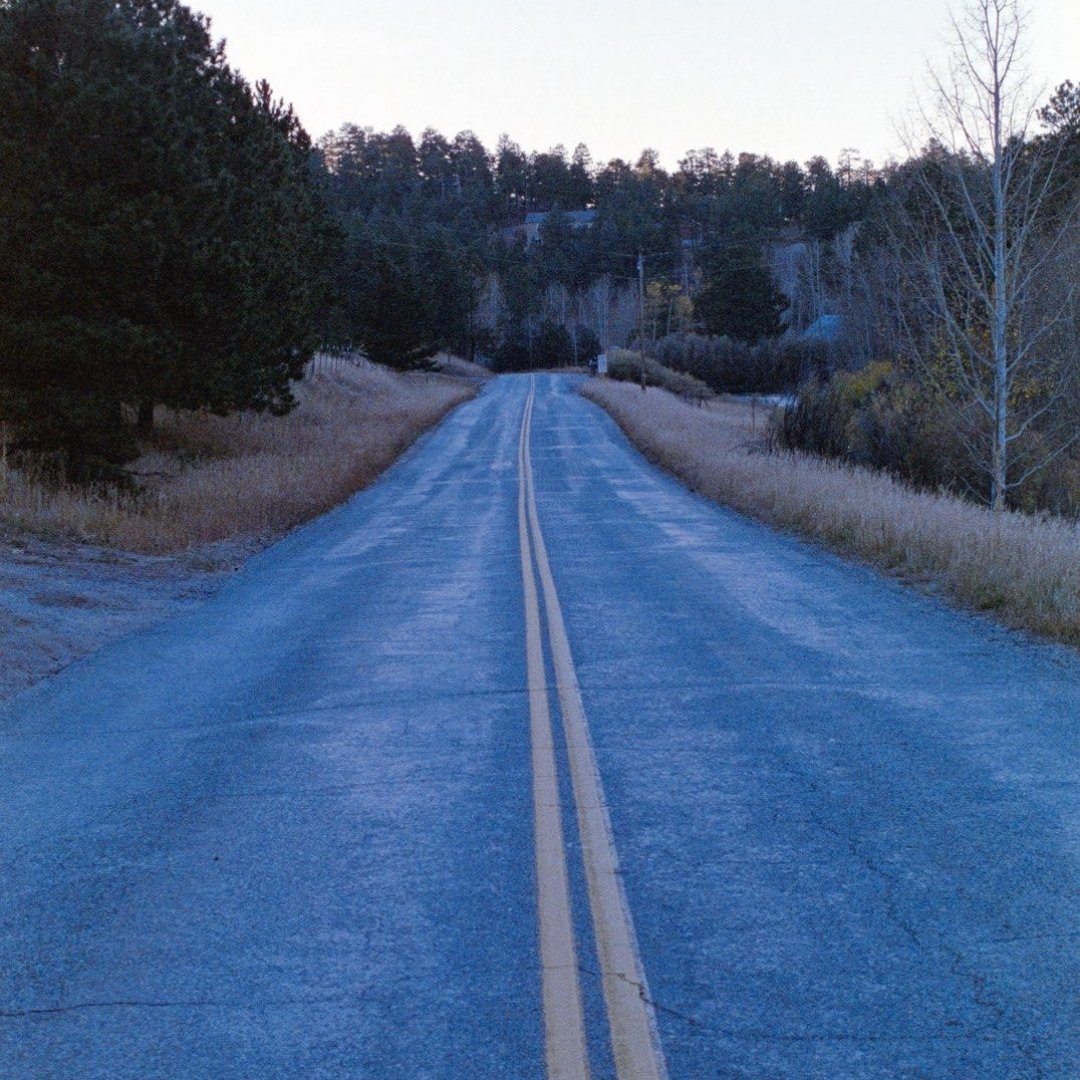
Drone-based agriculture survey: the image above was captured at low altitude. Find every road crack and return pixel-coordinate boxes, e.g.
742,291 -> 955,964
0,995 -> 345,1019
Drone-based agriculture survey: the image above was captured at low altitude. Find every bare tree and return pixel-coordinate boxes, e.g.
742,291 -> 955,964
897,0 -> 1078,509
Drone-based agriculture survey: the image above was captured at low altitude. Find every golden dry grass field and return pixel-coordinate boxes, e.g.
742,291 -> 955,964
0,355 -> 480,554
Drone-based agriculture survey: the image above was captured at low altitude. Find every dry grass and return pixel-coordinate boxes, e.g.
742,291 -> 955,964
0,355 -> 477,553
583,378 -> 1080,646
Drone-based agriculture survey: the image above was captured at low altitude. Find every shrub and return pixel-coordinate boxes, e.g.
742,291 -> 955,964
767,361 -> 1074,512
652,333 -> 823,395
770,378 -> 852,458
603,349 -> 714,402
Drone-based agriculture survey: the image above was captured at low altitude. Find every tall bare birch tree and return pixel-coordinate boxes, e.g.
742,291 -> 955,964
898,0 -> 1077,509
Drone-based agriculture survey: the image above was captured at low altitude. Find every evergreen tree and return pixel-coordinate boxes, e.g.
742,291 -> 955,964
340,214 -> 440,370
695,237 -> 786,343
0,0 -> 337,477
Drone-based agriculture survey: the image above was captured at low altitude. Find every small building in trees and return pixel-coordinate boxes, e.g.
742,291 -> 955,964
523,209 -> 598,244
801,314 -> 844,344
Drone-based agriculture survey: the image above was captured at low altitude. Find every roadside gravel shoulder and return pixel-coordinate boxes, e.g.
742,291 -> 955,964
0,527 -> 255,703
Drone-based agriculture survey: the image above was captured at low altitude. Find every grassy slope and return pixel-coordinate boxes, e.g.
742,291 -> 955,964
0,356 -> 480,554
582,378 -> 1080,646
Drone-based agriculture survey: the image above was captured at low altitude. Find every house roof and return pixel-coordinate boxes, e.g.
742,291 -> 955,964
802,314 -> 844,343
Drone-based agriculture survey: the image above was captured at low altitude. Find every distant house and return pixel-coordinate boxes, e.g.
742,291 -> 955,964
523,209 -> 598,244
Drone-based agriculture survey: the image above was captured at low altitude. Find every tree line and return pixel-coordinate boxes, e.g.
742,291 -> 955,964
3,0 -> 1075,515
318,123 -> 873,369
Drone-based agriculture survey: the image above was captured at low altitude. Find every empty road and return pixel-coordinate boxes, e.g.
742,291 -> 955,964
4,374 -> 1080,1078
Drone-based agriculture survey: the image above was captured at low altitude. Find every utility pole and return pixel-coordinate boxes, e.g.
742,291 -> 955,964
637,252 -> 647,392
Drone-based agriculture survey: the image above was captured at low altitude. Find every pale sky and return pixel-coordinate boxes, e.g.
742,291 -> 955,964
199,0 -> 1078,170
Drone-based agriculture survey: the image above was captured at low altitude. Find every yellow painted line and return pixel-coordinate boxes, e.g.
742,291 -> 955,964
523,379 -> 670,1080
518,381 -> 591,1080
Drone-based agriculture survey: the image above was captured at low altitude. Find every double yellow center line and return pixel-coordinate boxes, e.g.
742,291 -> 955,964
517,378 -> 669,1080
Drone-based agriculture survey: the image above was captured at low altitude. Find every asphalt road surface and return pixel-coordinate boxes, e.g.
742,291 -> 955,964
4,374 -> 1080,1079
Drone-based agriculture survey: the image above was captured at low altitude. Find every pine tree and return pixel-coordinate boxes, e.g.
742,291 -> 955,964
0,0 -> 337,477
695,238 -> 786,343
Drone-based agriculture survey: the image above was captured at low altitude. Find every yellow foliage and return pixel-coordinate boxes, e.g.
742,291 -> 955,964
834,361 -> 894,406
